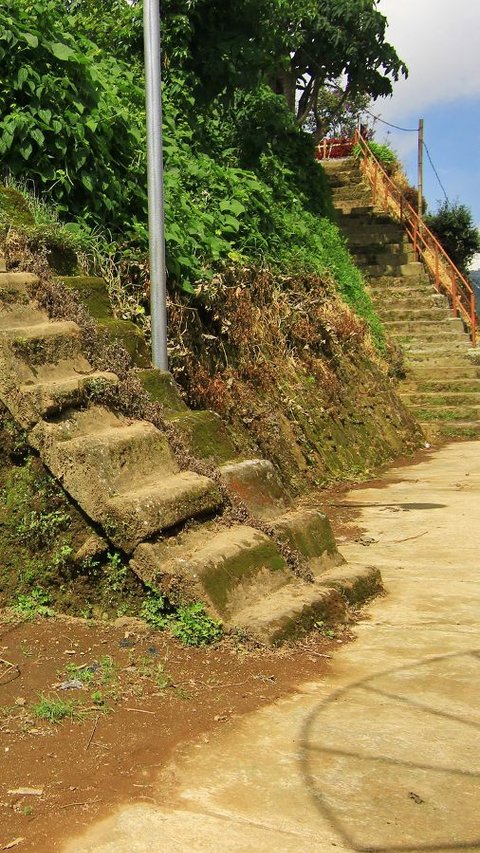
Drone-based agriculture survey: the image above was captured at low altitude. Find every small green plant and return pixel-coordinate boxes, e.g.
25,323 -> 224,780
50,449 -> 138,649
17,508 -> 70,548
104,551 -> 128,593
171,603 -> 223,647
140,588 -> 167,630
314,619 -> 336,639
32,694 -> 83,723
65,662 -> 95,684
14,588 -> 54,620
91,690 -> 106,706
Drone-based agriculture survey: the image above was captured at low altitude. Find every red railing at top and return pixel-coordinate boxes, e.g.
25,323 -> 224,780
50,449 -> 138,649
315,137 -> 355,160
351,129 -> 477,348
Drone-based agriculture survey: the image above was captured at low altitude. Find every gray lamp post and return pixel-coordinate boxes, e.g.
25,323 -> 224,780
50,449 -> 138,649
143,0 -> 168,370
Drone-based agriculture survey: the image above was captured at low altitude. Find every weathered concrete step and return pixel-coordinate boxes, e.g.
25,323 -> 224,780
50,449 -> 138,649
0,302 -> 50,330
400,391 -> 480,407
166,409 -> 238,466
331,186 -> 371,201
13,362 -> 117,428
334,203 -> 376,216
105,470 -> 221,553
131,523 -> 291,619
343,228 -> 407,246
233,565 -> 382,645
383,318 -> 464,334
29,406 -> 222,552
363,262 -> 426,280
270,508 -> 342,572
378,304 -> 450,320
0,271 -> 38,294
219,458 -> 293,521
390,332 -> 468,348
353,251 -> 416,268
0,319 -> 81,364
409,404 -> 480,422
405,378 -> 480,393
419,421 -> 480,440
406,365 -> 480,380
350,241 -> 412,256
401,339 -> 471,355
325,173 -> 365,189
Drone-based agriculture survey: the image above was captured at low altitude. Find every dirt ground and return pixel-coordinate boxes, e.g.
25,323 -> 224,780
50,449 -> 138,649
0,445 -> 434,853
0,612 -> 355,852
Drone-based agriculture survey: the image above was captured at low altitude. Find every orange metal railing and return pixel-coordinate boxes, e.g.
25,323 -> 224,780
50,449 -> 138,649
352,129 -> 477,348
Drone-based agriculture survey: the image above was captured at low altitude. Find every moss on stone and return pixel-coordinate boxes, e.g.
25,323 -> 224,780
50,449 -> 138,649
138,369 -> 189,414
97,318 -> 151,368
58,276 -> 112,319
168,410 -> 237,464
0,187 -> 35,231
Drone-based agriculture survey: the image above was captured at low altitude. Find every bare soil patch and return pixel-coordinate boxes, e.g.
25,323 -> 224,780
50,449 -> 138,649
0,613 -> 351,852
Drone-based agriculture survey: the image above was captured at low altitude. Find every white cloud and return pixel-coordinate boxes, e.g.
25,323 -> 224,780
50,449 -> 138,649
378,0 -> 480,120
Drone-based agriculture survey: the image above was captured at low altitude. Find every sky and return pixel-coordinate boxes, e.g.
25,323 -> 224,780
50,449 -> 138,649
374,0 -> 480,265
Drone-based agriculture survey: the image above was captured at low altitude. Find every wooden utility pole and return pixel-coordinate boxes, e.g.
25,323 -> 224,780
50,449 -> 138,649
418,118 -> 424,221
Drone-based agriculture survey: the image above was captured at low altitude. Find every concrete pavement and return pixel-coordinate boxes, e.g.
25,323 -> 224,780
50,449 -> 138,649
64,441 -> 480,853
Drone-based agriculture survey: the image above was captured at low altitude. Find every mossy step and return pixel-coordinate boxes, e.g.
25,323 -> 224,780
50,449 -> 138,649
408,365 -> 480,380
409,404 -> 480,422
269,508 -> 343,570
390,328 -> 467,344
230,565 -> 381,645
331,186 -> 371,201
401,391 -> 480,407
138,368 -> 189,415
131,523 -> 291,619
0,271 -> 38,291
354,250 -> 416,267
12,362 -> 117,428
219,458 -> 293,521
30,404 -> 222,552
378,306 -> 450,320
105,470 -> 221,553
383,317 -> 463,330
409,378 -> 480,393
167,409 -> 238,465
419,421 -> 480,440
362,262 -> 426,279
59,276 -> 112,319
97,318 -> 151,368
1,319 -> 82,364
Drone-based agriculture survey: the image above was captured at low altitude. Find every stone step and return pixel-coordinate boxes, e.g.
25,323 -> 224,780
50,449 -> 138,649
131,523 -> 292,619
400,391 -> 480,407
105,470 -> 221,553
334,203 -> 376,216
406,378 -> 480,393
378,304 -> 450,320
233,565 -> 382,645
269,509 -> 343,571
353,249 -> 416,267
409,404 -> 480,422
7,357 -> 118,428
401,338 -> 471,354
2,321 -> 83,369
407,365 -> 480,380
331,185 -> 371,201
344,227 -> 407,246
0,271 -> 38,295
166,409 -> 238,466
420,421 -> 480,440
382,315 -> 469,334
29,406 -> 222,553
219,458 -> 293,521
325,173 -> 364,189
362,262 -> 427,280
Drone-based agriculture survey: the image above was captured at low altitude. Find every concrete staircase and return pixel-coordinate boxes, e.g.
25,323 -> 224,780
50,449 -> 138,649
0,256 -> 381,644
323,158 -> 480,441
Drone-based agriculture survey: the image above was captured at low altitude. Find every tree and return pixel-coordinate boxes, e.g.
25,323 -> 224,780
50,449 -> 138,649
272,0 -> 407,139
426,201 -> 480,273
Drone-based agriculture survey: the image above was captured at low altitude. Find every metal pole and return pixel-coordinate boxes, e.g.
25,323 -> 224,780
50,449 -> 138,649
144,0 -> 168,370
418,118 -> 424,222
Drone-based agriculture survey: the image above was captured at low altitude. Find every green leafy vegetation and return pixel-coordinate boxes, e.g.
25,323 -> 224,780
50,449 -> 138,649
140,587 -> 223,646
354,140 -> 399,175
0,0 -> 397,347
32,695 -> 83,723
13,588 -> 54,620
426,201 -> 480,273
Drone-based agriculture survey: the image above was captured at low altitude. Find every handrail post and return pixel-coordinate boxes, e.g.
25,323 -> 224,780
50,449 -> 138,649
434,246 -> 439,292
471,292 -> 477,348
373,162 -> 378,206
413,222 -> 418,260
451,271 -> 458,317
